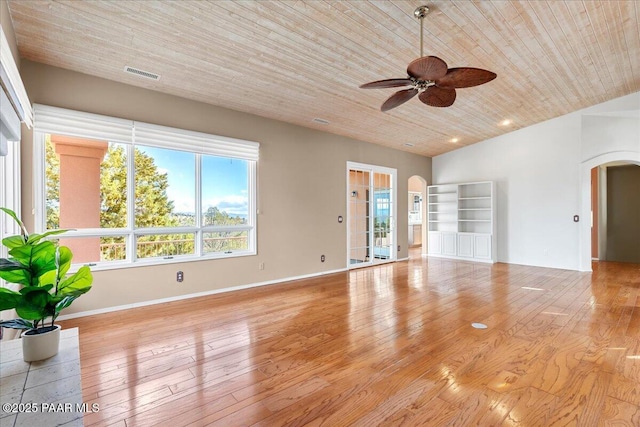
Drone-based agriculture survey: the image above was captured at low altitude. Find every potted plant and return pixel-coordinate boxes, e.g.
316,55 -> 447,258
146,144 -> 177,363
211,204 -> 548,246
0,207 -> 92,361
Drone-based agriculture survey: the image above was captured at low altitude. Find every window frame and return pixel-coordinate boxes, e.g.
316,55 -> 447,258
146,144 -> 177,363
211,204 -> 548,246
33,104 -> 258,271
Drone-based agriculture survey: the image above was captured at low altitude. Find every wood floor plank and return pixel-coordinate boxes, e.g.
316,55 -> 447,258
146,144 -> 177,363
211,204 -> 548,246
503,386 -> 558,426
56,255 -> 640,426
599,396 -> 640,426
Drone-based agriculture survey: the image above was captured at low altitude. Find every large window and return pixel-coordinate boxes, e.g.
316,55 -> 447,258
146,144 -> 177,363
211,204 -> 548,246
34,105 -> 258,269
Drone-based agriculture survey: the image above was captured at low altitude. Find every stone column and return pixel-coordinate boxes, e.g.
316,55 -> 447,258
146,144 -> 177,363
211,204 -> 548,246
51,135 -> 108,263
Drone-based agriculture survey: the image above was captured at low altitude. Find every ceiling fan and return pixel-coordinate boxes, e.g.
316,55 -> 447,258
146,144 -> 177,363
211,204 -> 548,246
360,5 -> 497,111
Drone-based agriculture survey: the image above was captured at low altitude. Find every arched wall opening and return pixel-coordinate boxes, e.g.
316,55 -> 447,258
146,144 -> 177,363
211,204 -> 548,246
408,175 -> 428,257
579,151 -> 640,271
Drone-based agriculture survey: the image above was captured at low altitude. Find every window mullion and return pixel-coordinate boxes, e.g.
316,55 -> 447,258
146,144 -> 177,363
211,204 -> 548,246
33,132 -> 46,231
250,160 -> 257,252
127,142 -> 136,263
195,153 -> 202,256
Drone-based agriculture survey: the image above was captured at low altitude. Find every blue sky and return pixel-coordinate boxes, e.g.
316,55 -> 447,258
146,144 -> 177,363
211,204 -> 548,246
139,146 -> 248,217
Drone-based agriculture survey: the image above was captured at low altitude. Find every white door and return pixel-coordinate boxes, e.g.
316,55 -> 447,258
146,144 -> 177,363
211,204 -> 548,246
347,162 -> 397,268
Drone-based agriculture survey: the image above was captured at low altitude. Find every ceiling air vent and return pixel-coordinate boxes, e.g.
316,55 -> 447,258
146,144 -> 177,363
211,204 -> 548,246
124,66 -> 160,81
312,118 -> 330,125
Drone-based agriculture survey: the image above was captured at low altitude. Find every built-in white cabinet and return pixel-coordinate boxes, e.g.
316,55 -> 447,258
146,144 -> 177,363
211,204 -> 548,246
428,231 -> 442,254
442,232 -> 457,256
457,233 -> 474,257
427,181 -> 496,263
474,234 -> 492,259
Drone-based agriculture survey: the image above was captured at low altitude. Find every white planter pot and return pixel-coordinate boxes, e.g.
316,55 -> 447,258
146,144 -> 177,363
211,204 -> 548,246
21,325 -> 61,362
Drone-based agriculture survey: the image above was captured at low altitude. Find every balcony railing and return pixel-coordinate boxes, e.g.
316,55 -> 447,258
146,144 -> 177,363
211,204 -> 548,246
99,235 -> 248,261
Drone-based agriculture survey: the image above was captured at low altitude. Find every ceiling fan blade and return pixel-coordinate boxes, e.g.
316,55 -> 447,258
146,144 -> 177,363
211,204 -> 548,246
381,88 -> 418,112
360,78 -> 413,89
435,67 -> 497,89
407,56 -> 448,80
419,86 -> 456,107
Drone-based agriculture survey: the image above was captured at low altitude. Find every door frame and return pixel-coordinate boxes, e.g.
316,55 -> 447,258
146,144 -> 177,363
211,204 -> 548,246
346,161 -> 398,269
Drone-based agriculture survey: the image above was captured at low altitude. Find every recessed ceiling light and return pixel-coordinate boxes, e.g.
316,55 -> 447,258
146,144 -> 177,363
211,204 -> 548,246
312,118 -> 330,125
500,119 -> 512,126
450,138 -> 459,143
404,143 -> 414,147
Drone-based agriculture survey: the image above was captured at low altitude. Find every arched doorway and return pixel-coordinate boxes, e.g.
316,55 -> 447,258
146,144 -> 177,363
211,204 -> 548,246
579,151 -> 640,271
408,175 -> 428,258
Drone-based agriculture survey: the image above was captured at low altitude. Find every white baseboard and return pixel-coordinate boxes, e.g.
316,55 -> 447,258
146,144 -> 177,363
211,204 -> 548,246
57,267 -> 349,321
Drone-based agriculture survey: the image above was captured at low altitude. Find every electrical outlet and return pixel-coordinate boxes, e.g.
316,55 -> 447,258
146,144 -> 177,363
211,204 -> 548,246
259,262 -> 265,270
321,255 -> 325,262
176,271 -> 184,282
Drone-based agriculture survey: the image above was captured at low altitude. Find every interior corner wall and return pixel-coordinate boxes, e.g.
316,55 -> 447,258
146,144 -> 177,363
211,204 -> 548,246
18,60 -> 432,315
432,91 -> 640,271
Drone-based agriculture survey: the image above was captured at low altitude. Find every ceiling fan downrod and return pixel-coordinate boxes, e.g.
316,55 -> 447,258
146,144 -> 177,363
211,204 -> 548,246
414,5 -> 430,58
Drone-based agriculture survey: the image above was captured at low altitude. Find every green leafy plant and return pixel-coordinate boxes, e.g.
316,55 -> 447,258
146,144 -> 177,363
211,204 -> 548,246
0,207 -> 92,333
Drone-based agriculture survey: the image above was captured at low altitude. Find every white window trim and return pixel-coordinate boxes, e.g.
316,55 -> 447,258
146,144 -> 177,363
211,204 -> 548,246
0,139 -> 20,258
33,104 -> 259,271
0,24 -> 33,128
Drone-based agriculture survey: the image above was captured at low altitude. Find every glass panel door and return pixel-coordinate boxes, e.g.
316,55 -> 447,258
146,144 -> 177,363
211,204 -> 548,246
347,163 -> 396,268
348,169 -> 370,266
373,172 -> 392,261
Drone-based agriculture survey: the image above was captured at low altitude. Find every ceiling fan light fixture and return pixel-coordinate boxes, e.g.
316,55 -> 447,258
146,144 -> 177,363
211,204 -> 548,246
359,4 -> 497,111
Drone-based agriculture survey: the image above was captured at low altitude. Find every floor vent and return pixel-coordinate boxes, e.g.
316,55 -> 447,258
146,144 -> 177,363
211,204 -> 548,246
124,66 -> 160,81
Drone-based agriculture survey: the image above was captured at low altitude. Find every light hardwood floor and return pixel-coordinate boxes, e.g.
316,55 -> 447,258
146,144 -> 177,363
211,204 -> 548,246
60,252 -> 640,426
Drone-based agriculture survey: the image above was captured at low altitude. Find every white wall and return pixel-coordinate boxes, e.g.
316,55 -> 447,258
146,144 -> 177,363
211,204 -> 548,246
433,91 -> 640,271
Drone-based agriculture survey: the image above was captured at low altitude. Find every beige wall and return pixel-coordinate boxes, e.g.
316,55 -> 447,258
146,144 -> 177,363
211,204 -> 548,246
0,0 -> 19,67
19,60 -> 432,315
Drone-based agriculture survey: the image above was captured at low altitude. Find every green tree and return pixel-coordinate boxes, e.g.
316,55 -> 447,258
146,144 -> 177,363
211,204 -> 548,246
132,147 -> 175,228
202,206 -> 247,253
203,206 -> 245,226
100,145 -> 127,228
45,136 -> 60,230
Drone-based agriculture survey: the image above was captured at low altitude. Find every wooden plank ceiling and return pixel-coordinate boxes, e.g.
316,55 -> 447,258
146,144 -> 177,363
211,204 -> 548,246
7,0 -> 640,157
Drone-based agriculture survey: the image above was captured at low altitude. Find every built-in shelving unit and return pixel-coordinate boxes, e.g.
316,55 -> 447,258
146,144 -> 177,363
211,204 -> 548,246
427,181 -> 496,263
